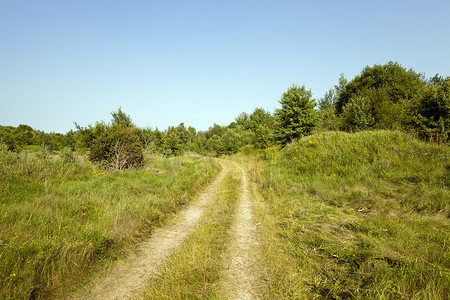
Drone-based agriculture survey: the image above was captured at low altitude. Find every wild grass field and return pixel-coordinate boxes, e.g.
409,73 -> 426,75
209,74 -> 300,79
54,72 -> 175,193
248,130 -> 449,299
1,129 -> 448,299
0,149 -> 218,299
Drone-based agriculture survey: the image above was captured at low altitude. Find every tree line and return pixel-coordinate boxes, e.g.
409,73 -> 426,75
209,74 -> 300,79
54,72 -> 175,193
1,61 -> 448,168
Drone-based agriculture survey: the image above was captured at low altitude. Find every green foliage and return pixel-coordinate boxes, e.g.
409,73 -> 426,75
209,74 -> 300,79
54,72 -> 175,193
217,129 -> 241,155
253,124 -> 274,149
317,89 -> 340,131
74,121 -> 109,152
407,76 -> 450,142
1,63 -> 447,156
336,61 -> 425,114
89,128 -> 144,169
340,95 -> 375,131
275,84 -> 317,144
60,147 -> 76,163
232,108 -> 276,149
36,143 -> 51,159
335,61 -> 427,132
110,107 -> 134,129
162,127 -> 183,156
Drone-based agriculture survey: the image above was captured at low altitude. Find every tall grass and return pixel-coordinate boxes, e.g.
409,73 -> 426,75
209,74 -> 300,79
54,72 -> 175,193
0,149 -> 218,299
248,130 -> 449,299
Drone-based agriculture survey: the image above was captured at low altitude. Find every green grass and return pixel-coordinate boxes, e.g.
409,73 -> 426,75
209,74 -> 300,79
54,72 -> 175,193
0,150 -> 219,299
248,130 -> 449,299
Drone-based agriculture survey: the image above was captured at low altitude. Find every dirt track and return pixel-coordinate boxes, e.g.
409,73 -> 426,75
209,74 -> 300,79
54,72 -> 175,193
73,160 -> 259,299
219,164 -> 259,299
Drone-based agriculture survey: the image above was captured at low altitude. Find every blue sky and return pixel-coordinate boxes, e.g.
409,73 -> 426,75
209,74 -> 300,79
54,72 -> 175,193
1,0 -> 449,133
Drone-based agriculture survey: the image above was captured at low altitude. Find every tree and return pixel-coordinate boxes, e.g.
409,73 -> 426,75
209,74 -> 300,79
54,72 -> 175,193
111,107 -> 134,129
217,129 -> 241,155
317,89 -> 340,131
335,62 -> 426,130
74,121 -> 108,152
335,61 -> 425,114
235,112 -> 251,130
407,76 -> 450,141
162,127 -> 183,156
274,84 -> 317,144
340,95 -> 375,131
89,127 -> 144,169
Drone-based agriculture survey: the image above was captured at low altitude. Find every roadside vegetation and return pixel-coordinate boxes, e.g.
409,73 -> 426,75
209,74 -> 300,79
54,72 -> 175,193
0,147 -> 218,299
0,60 -> 448,299
247,130 -> 449,298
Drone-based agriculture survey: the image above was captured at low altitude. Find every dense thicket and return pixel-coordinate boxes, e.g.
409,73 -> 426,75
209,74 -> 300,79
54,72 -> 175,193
1,61 -> 448,159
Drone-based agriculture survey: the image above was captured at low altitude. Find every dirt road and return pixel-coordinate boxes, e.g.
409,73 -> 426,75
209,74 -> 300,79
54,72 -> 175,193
73,160 -> 259,300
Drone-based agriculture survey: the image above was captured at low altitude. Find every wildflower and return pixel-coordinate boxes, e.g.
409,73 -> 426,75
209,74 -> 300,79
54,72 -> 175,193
308,138 -> 319,146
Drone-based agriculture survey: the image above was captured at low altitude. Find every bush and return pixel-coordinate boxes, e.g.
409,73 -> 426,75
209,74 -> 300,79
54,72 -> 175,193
340,95 -> 375,131
89,128 -> 144,169
407,76 -> 450,142
60,147 -> 76,163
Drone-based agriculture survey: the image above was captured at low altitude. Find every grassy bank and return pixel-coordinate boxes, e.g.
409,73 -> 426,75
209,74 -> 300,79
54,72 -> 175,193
248,130 -> 449,299
0,150 -> 218,299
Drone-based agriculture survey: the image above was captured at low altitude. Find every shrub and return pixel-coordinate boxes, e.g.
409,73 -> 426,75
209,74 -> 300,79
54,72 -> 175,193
60,146 -> 76,163
89,128 -> 144,169
340,95 -> 375,131
407,76 -> 450,142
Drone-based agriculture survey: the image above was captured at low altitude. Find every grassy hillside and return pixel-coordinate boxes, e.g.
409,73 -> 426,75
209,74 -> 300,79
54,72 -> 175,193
0,151 -> 218,299
249,130 -> 449,299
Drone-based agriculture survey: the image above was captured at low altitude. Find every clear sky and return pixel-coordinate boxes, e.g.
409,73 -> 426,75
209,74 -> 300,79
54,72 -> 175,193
1,0 -> 449,133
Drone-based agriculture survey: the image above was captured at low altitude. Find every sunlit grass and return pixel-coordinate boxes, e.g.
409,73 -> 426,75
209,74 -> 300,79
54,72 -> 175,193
0,150 -> 218,299
247,130 -> 449,299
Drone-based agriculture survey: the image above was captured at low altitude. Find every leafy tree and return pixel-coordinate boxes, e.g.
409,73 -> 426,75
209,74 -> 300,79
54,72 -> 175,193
217,129 -> 241,155
317,89 -> 340,131
340,95 -> 375,131
62,130 -> 77,150
162,127 -> 183,156
407,76 -> 450,141
274,84 -> 317,144
254,124 -> 274,149
205,124 -> 226,140
335,61 -> 425,114
74,121 -> 109,152
235,112 -> 251,130
89,127 -> 143,169
111,107 -> 134,129
335,62 -> 426,131
206,135 -> 221,154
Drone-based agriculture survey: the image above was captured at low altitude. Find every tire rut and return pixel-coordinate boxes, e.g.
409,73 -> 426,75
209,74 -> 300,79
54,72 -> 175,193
73,162 -> 228,300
